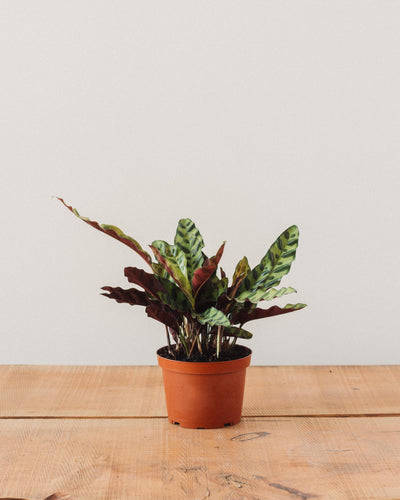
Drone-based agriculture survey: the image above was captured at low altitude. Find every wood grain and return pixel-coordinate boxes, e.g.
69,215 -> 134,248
1,417 -> 400,499
1,365 -> 400,417
2,366 -> 399,499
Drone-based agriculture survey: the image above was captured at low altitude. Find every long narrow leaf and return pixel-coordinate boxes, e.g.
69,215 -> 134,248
124,267 -> 166,298
237,225 -> 299,295
150,242 -> 194,306
232,256 -> 250,287
195,307 -> 231,327
234,303 -> 307,326
174,218 -> 205,282
101,286 -> 150,306
228,256 -> 250,299
58,198 -> 153,267
195,275 -> 228,312
222,326 -> 253,339
192,242 -> 226,298
235,286 -> 297,304
155,276 -> 192,312
145,303 -> 180,330
151,240 -> 188,278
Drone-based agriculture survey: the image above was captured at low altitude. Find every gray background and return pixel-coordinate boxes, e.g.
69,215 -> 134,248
1,1 -> 399,365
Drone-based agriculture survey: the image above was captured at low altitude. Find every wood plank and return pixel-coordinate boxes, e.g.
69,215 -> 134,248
0,365 -> 165,417
247,365 -> 400,417
1,365 -> 400,417
1,417 -> 400,499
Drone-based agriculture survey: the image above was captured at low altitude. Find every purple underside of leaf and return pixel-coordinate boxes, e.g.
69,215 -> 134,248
58,198 -> 152,266
145,303 -> 180,330
101,286 -> 150,306
124,267 -> 166,298
234,305 -> 302,326
192,242 -> 225,297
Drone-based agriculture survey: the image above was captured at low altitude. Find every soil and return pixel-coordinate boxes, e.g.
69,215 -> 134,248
157,344 -> 251,362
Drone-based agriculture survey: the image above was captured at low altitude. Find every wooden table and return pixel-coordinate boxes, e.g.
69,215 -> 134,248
1,365 -> 400,499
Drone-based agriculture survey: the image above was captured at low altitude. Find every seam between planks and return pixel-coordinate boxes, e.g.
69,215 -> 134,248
1,413 -> 400,420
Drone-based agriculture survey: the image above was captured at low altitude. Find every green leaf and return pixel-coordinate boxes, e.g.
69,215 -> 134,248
232,256 -> 250,287
151,240 -> 188,277
228,256 -> 250,299
195,307 -> 231,327
150,241 -> 194,306
237,225 -> 299,295
58,198 -> 153,267
235,286 -> 297,304
174,218 -> 205,282
151,262 -> 169,279
222,326 -> 253,339
155,277 -> 192,312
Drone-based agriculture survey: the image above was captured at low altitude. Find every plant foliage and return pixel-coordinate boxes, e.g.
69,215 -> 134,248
58,198 -> 307,361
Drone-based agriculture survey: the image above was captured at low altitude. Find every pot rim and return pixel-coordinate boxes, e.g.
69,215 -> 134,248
157,345 -> 252,374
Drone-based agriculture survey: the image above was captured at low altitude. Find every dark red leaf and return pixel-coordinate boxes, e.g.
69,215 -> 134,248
58,198 -> 153,267
234,305 -> 302,326
101,286 -> 149,306
145,303 -> 180,330
192,242 -> 225,297
124,267 -> 166,298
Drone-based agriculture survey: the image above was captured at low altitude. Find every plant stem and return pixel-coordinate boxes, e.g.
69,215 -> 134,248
183,316 -> 191,342
165,325 -> 175,358
188,328 -> 200,358
179,332 -> 190,358
216,326 -> 222,359
197,335 -> 203,354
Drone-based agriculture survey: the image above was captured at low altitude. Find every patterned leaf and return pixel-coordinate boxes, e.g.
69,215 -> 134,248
150,241 -> 194,306
151,262 -> 169,278
101,286 -> 150,306
58,198 -> 153,267
155,276 -> 192,312
174,218 -> 205,282
228,256 -> 250,299
124,267 -> 166,298
222,326 -> 253,339
195,307 -> 231,327
235,286 -> 297,304
192,242 -> 226,298
151,240 -> 188,277
233,303 -> 307,326
195,275 -> 228,312
237,226 -> 299,295
232,256 -> 250,287
145,303 -> 180,330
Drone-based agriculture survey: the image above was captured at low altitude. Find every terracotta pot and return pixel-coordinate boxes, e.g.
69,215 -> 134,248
157,346 -> 252,429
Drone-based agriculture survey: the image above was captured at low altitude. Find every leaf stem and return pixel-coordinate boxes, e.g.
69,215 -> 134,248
188,328 -> 200,358
179,333 -> 190,357
216,326 -> 222,359
165,325 -> 175,358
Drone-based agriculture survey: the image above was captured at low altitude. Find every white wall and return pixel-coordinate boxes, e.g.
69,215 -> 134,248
1,1 -> 399,365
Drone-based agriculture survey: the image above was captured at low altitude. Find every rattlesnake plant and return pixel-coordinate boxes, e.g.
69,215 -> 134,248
58,198 -> 306,361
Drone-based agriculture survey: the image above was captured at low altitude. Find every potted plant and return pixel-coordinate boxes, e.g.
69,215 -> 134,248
57,198 -> 306,428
